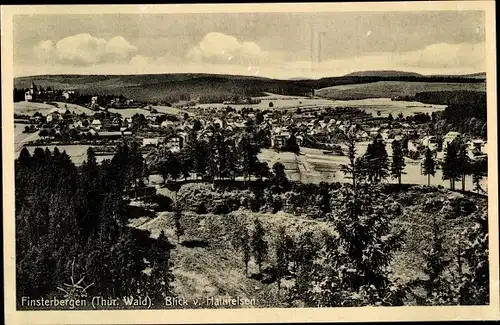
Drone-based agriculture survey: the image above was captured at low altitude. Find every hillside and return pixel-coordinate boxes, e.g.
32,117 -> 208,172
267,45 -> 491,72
315,81 -> 486,101
127,184 -> 487,307
344,70 -> 423,78
14,71 -> 486,104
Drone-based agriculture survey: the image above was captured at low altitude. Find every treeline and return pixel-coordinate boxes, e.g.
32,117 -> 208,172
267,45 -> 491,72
147,124 -> 272,184
16,144 -> 174,305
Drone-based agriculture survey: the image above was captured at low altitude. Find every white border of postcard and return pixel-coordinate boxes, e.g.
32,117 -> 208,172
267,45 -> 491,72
2,1 -> 499,324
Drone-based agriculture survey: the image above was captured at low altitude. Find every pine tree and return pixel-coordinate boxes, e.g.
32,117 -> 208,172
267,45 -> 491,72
173,206 -> 184,243
442,142 -> 460,190
390,140 -> 406,185
271,162 -> 289,193
311,184 -> 405,307
241,228 -> 251,275
275,226 -> 288,296
149,230 -> 174,301
251,218 -> 268,273
471,157 -> 487,194
340,135 -> 359,189
456,139 -> 472,192
457,208 -> 489,304
362,137 -> 389,183
421,213 -> 453,304
422,147 -> 436,186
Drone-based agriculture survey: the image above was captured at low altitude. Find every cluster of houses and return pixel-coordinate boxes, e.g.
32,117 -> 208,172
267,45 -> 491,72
24,81 -> 76,102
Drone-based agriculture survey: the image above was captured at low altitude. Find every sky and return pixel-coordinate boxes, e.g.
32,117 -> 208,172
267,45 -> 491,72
13,11 -> 486,79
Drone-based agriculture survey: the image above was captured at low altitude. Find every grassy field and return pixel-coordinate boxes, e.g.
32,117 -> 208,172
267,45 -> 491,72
14,101 -> 95,116
258,145 -> 488,192
316,81 -> 486,100
127,186 -> 486,307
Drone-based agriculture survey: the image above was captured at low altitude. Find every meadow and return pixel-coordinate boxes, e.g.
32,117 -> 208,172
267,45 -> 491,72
316,81 -> 486,100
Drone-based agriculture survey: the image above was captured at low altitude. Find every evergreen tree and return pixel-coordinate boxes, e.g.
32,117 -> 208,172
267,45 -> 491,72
442,142 -> 460,190
419,213 -> 453,304
340,135 -> 360,189
285,133 -> 300,154
173,206 -> 184,243
271,162 -> 289,193
362,137 -> 389,183
457,208 -> 489,304
238,134 -> 260,186
309,184 -> 406,307
241,228 -> 251,275
275,226 -> 288,296
422,147 -> 436,186
390,140 -> 406,185
251,218 -> 268,273
149,230 -> 174,301
456,139 -> 472,191
471,157 -> 487,194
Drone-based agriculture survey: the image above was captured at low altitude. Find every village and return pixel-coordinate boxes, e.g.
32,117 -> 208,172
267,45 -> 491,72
14,80 -> 488,191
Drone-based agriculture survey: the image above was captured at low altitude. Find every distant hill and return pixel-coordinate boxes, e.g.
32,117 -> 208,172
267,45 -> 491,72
14,71 -> 486,104
343,70 -> 423,78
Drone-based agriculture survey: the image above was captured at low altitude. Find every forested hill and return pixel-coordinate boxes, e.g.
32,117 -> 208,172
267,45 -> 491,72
14,71 -> 486,103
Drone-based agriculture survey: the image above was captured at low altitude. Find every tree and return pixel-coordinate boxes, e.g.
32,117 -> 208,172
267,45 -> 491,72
340,134 -> 360,189
148,230 -> 174,301
173,206 -> 184,243
275,226 -> 288,296
285,133 -> 300,154
361,137 -> 389,183
255,161 -> 270,181
269,102 -> 274,108
309,184 -> 406,307
192,119 -> 202,132
442,142 -> 460,190
241,228 -> 251,275
251,218 -> 268,273
456,139 -> 472,192
456,208 -> 489,304
419,213 -> 453,304
271,162 -> 289,193
471,157 -> 487,194
390,140 -> 406,185
422,148 -> 436,186
238,135 -> 260,186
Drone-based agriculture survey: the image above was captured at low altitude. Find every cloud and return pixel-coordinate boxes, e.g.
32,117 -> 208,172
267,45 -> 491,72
187,32 -> 266,65
33,33 -> 137,66
395,42 -> 485,68
21,40 -> 485,79
33,40 -> 55,62
283,42 -> 486,78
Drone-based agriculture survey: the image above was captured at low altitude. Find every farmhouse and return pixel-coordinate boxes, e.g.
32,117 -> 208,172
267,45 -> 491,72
443,131 -> 461,148
165,136 -> 184,152
91,119 -> 102,130
143,138 -> 161,147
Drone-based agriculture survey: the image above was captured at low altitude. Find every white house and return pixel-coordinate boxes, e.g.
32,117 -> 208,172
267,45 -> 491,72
143,138 -> 160,146
91,119 -> 102,130
422,135 -> 437,150
161,120 -> 175,128
443,131 -> 461,148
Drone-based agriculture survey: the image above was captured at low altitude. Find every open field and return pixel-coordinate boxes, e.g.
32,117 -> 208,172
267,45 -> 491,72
14,101 -> 95,116
316,81 -> 486,100
258,145 -> 488,192
107,107 -> 151,118
195,94 -> 446,117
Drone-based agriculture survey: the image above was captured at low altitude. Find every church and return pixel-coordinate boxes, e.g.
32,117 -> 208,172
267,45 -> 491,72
24,81 -> 39,101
